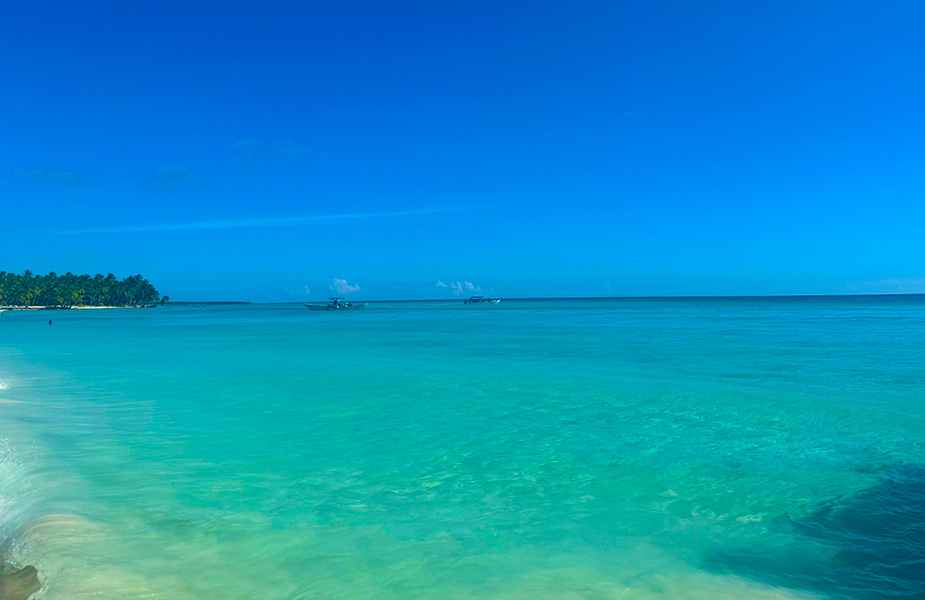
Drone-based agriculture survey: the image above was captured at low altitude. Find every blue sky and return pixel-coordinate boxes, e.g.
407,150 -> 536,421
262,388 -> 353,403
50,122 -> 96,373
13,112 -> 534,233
2,1 -> 923,300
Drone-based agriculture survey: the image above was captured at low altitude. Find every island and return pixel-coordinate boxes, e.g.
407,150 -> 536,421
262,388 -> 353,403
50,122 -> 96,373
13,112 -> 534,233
0,271 -> 166,309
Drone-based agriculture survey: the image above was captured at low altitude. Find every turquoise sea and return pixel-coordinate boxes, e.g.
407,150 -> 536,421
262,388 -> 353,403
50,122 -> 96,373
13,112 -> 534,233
1,297 -> 923,599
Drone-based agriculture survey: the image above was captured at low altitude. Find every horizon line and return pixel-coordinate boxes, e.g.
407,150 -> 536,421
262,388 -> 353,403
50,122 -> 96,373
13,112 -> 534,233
166,292 -> 925,304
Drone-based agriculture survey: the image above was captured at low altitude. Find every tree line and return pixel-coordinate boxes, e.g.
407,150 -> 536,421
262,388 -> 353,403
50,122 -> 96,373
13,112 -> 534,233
0,271 -> 166,307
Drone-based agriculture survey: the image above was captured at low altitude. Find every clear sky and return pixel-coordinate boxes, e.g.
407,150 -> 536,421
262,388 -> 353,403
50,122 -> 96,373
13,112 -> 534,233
2,1 -> 923,301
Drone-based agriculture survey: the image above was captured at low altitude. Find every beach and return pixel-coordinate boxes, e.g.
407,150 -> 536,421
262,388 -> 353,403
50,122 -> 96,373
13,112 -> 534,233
0,306 -> 158,311
1,297 -> 923,599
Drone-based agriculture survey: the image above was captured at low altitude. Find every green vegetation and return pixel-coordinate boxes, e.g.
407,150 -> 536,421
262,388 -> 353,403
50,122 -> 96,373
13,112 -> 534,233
0,271 -> 164,307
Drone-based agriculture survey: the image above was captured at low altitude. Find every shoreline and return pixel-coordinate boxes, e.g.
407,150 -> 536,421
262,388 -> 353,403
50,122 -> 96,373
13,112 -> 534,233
0,305 -> 159,311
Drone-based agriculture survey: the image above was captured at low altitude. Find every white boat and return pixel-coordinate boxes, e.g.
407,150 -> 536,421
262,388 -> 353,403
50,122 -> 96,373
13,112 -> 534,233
463,296 -> 500,305
305,297 -> 367,311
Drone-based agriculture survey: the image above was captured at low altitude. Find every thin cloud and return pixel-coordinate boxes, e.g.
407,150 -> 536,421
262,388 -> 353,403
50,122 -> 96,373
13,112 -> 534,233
14,168 -> 96,186
232,137 -> 325,162
138,166 -> 198,192
53,207 -> 461,235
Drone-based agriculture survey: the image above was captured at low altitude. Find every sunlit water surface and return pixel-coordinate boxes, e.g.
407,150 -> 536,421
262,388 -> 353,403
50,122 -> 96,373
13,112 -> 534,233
1,297 -> 923,599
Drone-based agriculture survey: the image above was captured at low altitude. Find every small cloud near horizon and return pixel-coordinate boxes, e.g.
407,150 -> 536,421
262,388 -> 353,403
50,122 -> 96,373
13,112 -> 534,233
332,278 -> 361,295
436,280 -> 481,296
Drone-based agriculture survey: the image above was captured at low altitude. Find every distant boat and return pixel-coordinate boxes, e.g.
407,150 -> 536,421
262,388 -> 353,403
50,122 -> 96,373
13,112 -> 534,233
305,297 -> 368,311
463,296 -> 501,305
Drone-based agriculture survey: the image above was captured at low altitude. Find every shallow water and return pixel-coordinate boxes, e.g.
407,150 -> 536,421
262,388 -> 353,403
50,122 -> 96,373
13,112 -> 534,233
1,297 -> 923,599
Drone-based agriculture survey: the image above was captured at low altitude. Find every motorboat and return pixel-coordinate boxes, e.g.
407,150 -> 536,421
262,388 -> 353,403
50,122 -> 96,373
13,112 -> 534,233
463,296 -> 500,304
305,297 -> 367,311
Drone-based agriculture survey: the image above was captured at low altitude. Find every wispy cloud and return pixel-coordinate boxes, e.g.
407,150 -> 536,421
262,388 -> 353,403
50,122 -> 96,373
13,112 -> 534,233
137,166 -> 198,192
53,207 -> 460,235
14,168 -> 96,186
232,137 -> 325,162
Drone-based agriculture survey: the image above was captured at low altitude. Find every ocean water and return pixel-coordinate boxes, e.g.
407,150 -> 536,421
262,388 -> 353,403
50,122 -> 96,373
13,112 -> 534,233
0,297 -> 923,599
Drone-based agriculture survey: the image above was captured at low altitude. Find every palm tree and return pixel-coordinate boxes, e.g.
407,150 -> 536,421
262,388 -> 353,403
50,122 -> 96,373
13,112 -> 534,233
0,271 -> 163,308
